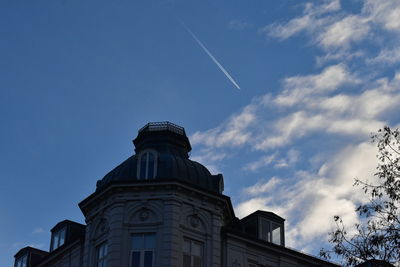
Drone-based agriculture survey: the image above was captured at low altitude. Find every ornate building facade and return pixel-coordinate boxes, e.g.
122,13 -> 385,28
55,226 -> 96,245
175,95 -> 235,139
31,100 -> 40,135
14,122 -> 339,267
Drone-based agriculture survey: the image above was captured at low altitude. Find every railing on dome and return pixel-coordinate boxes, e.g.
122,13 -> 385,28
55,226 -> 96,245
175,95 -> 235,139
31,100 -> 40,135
139,122 -> 186,136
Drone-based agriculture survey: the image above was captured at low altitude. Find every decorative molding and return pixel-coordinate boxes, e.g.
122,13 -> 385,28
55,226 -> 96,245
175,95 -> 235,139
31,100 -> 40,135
232,259 -> 241,267
139,208 -> 150,221
91,218 -> 109,241
190,215 -> 200,228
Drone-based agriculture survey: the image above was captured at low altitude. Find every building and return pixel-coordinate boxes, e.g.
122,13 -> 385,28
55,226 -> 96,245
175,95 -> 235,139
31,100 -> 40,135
14,122 -> 339,267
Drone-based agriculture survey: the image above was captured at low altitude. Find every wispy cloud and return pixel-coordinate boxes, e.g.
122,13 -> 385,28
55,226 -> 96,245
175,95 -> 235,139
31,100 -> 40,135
262,0 -> 400,58
243,177 -> 281,196
181,22 -> 241,90
192,63 -> 400,153
191,65 -> 400,254
317,15 -> 369,49
274,149 -> 300,168
191,103 -> 257,148
261,0 -> 341,42
274,64 -> 358,107
242,149 -> 299,172
32,228 -> 44,234
365,0 -> 400,31
367,47 -> 400,65
190,148 -> 227,174
237,142 -> 378,248
228,19 -> 252,31
243,154 -> 276,172
189,0 -> 400,257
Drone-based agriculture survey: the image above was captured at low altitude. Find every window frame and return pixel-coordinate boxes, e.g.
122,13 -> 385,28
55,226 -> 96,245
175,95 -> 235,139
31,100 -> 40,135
137,151 -> 157,180
96,242 -> 108,267
14,254 -> 28,267
259,218 -> 282,245
182,237 -> 204,267
50,227 -> 66,251
130,232 -> 156,267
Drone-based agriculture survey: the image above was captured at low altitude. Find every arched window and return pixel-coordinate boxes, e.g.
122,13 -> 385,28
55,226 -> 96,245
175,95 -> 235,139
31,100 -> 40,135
138,151 -> 157,180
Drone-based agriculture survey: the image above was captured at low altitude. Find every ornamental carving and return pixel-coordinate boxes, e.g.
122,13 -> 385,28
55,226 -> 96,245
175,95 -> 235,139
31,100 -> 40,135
94,219 -> 109,239
190,215 -> 200,228
139,208 -> 150,221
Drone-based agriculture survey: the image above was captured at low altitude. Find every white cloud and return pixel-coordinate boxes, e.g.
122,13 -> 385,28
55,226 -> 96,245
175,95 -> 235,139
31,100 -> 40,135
263,0 -> 400,57
192,66 -> 399,156
265,14 -> 314,40
190,149 -> 227,174
243,154 -> 276,172
191,67 -> 400,250
367,47 -> 400,65
190,0 -> 400,258
255,112 -> 326,150
275,64 -> 357,107
316,50 -> 365,66
317,15 -> 369,49
244,177 -> 281,196
235,197 -> 274,218
191,104 -> 257,148
263,0 -> 341,41
237,141 -> 378,247
326,118 -> 383,136
274,149 -> 299,168
243,149 -> 299,171
364,0 -> 400,31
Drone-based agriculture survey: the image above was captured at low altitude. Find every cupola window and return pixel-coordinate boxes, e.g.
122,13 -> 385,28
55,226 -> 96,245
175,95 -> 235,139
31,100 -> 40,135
138,151 -> 157,180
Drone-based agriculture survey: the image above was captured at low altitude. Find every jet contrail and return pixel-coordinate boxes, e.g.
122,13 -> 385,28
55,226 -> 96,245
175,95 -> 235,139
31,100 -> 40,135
181,23 -> 241,90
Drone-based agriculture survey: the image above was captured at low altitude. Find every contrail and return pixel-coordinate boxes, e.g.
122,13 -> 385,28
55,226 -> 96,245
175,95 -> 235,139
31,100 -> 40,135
181,23 -> 241,90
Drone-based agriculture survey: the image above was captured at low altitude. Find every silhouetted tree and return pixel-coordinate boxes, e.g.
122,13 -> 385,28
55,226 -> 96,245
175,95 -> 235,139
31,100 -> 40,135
320,126 -> 400,266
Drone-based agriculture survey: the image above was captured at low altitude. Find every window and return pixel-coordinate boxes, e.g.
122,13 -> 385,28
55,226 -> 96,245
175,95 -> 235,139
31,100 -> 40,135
183,238 -> 203,267
271,223 -> 281,245
138,152 -> 156,180
131,233 -> 156,267
15,254 -> 27,267
259,218 -> 282,245
51,227 -> 66,251
260,218 -> 271,242
96,242 -> 108,267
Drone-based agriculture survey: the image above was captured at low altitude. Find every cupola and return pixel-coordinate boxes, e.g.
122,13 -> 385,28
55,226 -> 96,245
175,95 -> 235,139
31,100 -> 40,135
96,122 -> 224,194
134,122 -> 191,157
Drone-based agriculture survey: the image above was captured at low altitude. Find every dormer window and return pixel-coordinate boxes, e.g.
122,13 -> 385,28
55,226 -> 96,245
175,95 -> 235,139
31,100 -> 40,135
260,218 -> 282,245
14,254 -> 27,267
242,211 -> 285,246
51,227 -> 66,251
138,151 -> 157,180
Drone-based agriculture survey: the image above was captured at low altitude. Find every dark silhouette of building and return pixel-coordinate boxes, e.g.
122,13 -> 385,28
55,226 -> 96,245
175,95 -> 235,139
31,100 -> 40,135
14,122 -> 340,267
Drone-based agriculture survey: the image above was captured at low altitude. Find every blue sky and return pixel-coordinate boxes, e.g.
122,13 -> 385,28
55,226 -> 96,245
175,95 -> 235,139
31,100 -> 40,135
1,0 -> 400,265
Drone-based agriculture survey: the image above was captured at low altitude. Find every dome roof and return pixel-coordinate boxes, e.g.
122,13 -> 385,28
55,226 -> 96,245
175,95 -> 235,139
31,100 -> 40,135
96,122 -> 224,194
